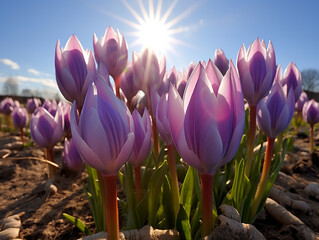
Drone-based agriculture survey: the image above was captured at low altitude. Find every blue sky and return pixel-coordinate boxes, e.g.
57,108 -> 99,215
0,0 -> 319,98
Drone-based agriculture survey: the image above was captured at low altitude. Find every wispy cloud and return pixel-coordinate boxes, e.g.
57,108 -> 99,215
0,58 -> 20,70
28,68 -> 51,77
0,75 -> 57,89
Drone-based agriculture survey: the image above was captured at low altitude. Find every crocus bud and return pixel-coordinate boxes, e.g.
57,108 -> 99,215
70,76 -> 135,176
295,91 -> 308,112
12,106 -> 29,128
55,34 -> 95,109
13,100 -> 20,109
128,109 -> 152,166
30,106 -> 64,149
0,97 -> 14,114
132,49 -> 166,94
257,68 -> 295,138
27,98 -> 41,114
93,27 -> 128,80
302,99 -> 319,126
120,63 -> 139,102
64,138 -> 83,172
156,94 -> 172,144
237,38 -> 276,106
168,60 -> 245,175
43,100 -> 58,116
58,101 -> 71,137
280,62 -> 302,102
158,66 -> 178,96
214,49 -> 229,75
186,62 -> 195,80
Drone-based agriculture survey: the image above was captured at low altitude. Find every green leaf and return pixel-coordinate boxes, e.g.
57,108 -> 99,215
190,202 -> 201,239
176,204 -> 192,240
63,213 -> 92,236
223,158 -> 250,217
124,163 -> 138,229
136,191 -> 149,227
180,166 -> 196,218
163,175 -> 175,228
148,160 -> 167,227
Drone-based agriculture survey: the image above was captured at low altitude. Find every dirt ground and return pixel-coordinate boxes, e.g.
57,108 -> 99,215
0,129 -> 318,240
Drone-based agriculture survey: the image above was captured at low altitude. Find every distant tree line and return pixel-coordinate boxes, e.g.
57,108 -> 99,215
1,77 -> 61,100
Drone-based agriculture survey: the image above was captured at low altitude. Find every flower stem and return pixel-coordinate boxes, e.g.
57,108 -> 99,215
167,144 -> 180,224
20,127 -> 25,145
115,76 -> 121,99
102,174 -> 119,240
134,165 -> 143,204
45,147 -> 56,180
200,173 -> 214,237
146,91 -> 159,159
249,137 -> 275,222
245,105 -> 257,177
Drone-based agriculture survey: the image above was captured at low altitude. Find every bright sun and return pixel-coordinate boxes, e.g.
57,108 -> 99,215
138,18 -> 170,55
109,0 -> 196,57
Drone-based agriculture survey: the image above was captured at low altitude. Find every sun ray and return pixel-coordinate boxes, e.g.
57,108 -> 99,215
100,9 -> 142,30
155,0 -> 162,21
121,0 -> 145,25
160,0 -> 179,24
165,2 -> 199,29
137,0 -> 149,21
148,0 -> 154,20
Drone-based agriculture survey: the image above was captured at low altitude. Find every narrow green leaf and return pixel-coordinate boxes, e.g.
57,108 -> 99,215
163,175 -> 175,228
63,213 -> 92,236
180,166 -> 195,218
176,204 -> 192,240
148,160 -> 167,227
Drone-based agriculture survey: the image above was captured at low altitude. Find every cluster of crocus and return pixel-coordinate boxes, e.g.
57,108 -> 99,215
53,26 -> 304,239
237,38 -> 276,177
168,60 -> 245,235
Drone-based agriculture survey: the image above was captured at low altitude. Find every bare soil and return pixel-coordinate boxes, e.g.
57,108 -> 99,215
0,129 -> 318,239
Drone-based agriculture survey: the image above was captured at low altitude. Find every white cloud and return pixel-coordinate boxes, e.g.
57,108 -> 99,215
0,58 -> 20,70
0,75 -> 58,89
27,68 -> 51,77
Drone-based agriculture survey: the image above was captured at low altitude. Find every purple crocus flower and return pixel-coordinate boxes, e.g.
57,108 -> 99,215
13,100 -> 20,109
70,76 -> 135,176
214,49 -> 229,75
257,67 -> 295,138
58,101 -> 71,138
12,106 -> 29,128
64,138 -> 83,172
237,38 -> 276,106
26,98 -> 41,114
93,27 -> 128,81
128,109 -> 152,166
302,99 -> 319,126
167,60 -> 245,175
186,62 -> 196,80
295,91 -> 308,112
158,66 -> 178,96
0,97 -> 14,114
280,62 -> 302,102
55,34 -> 96,110
120,63 -> 139,104
42,100 -> 58,116
30,106 -> 64,149
132,49 -> 166,95
156,94 -> 172,144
